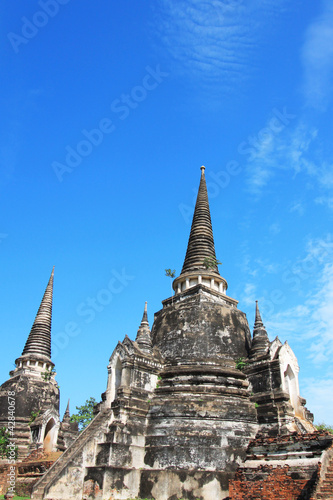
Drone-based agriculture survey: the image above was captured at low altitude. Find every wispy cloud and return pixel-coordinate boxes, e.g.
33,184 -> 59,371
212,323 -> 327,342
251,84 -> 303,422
255,236 -> 333,422
245,118 -> 333,204
307,262 -> 333,363
290,201 -> 305,216
266,236 -> 333,365
242,282 -> 257,306
301,0 -> 333,110
315,196 -> 333,210
153,0 -> 293,94
255,258 -> 279,274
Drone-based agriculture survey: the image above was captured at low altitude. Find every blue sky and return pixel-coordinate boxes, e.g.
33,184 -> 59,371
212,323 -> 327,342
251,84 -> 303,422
1,1 -> 332,424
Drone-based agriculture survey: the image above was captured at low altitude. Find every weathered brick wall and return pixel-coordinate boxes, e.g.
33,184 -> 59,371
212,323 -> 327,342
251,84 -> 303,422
229,465 -> 317,500
248,430 -> 332,450
16,450 -> 58,497
0,450 -> 59,496
0,462 -> 16,495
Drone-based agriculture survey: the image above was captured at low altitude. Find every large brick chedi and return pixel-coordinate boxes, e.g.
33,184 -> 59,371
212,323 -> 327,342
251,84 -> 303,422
32,167 -> 319,500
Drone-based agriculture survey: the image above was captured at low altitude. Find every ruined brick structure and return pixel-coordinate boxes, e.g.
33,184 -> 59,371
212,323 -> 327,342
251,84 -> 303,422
0,268 -> 78,463
3,167 -> 332,499
229,434 -> 333,500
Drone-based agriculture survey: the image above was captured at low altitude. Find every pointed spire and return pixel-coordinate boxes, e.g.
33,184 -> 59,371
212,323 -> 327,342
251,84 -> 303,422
63,399 -> 71,423
141,301 -> 149,326
249,301 -> 270,359
180,166 -> 220,276
254,300 -> 264,328
171,167 -> 230,299
136,302 -> 152,354
21,267 -> 54,361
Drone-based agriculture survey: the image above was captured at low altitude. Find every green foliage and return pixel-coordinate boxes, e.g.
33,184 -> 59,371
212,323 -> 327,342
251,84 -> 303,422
315,422 -> 333,434
0,427 -> 18,460
29,409 -> 40,424
41,367 -> 55,381
70,397 -> 96,431
0,427 -> 10,459
165,268 -> 176,278
203,257 -> 222,269
235,357 -> 248,370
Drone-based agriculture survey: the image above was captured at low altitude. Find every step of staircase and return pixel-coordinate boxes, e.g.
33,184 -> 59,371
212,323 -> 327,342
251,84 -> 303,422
31,408 -> 112,499
312,451 -> 333,499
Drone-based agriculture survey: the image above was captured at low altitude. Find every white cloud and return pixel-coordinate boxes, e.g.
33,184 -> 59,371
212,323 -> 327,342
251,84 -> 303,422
257,236 -> 333,423
290,201 -> 305,216
265,304 -> 313,341
265,237 -> 333,364
301,0 -> 333,110
242,282 -> 257,306
306,235 -> 333,264
238,236 -> 333,423
245,117 -> 333,205
318,163 -> 333,188
153,0 -> 293,94
254,258 -> 279,274
308,262 -> 333,363
315,196 -> 333,210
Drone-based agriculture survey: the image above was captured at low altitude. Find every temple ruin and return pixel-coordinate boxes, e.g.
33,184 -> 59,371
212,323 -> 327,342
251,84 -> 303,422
1,167 -> 332,499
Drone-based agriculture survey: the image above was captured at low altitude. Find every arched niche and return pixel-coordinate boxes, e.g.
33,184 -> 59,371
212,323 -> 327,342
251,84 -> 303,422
31,425 -> 40,443
114,357 -> 122,398
43,418 -> 56,453
105,340 -> 134,405
284,364 -> 298,413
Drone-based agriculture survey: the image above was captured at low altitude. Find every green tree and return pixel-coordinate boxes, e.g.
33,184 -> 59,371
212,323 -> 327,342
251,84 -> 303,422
315,422 -> 333,434
70,397 -> 96,431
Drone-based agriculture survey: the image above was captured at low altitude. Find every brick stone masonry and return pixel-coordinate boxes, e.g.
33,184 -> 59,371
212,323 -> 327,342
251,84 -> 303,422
229,465 -> 316,500
0,463 -> 13,495
0,449 -> 60,497
16,449 -> 61,497
229,435 -> 333,500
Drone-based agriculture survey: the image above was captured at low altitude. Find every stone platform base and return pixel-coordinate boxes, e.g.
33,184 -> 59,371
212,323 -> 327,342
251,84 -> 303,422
83,466 -> 232,500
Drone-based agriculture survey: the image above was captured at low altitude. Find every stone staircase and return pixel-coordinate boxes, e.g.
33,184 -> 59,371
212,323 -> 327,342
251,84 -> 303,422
311,445 -> 333,500
31,408 -> 112,500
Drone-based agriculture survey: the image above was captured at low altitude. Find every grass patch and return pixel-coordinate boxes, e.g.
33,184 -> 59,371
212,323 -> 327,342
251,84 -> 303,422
0,496 -> 31,499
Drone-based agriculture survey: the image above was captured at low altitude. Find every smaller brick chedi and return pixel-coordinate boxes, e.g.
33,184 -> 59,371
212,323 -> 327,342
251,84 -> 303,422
28,168 -> 330,500
0,268 -> 78,460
